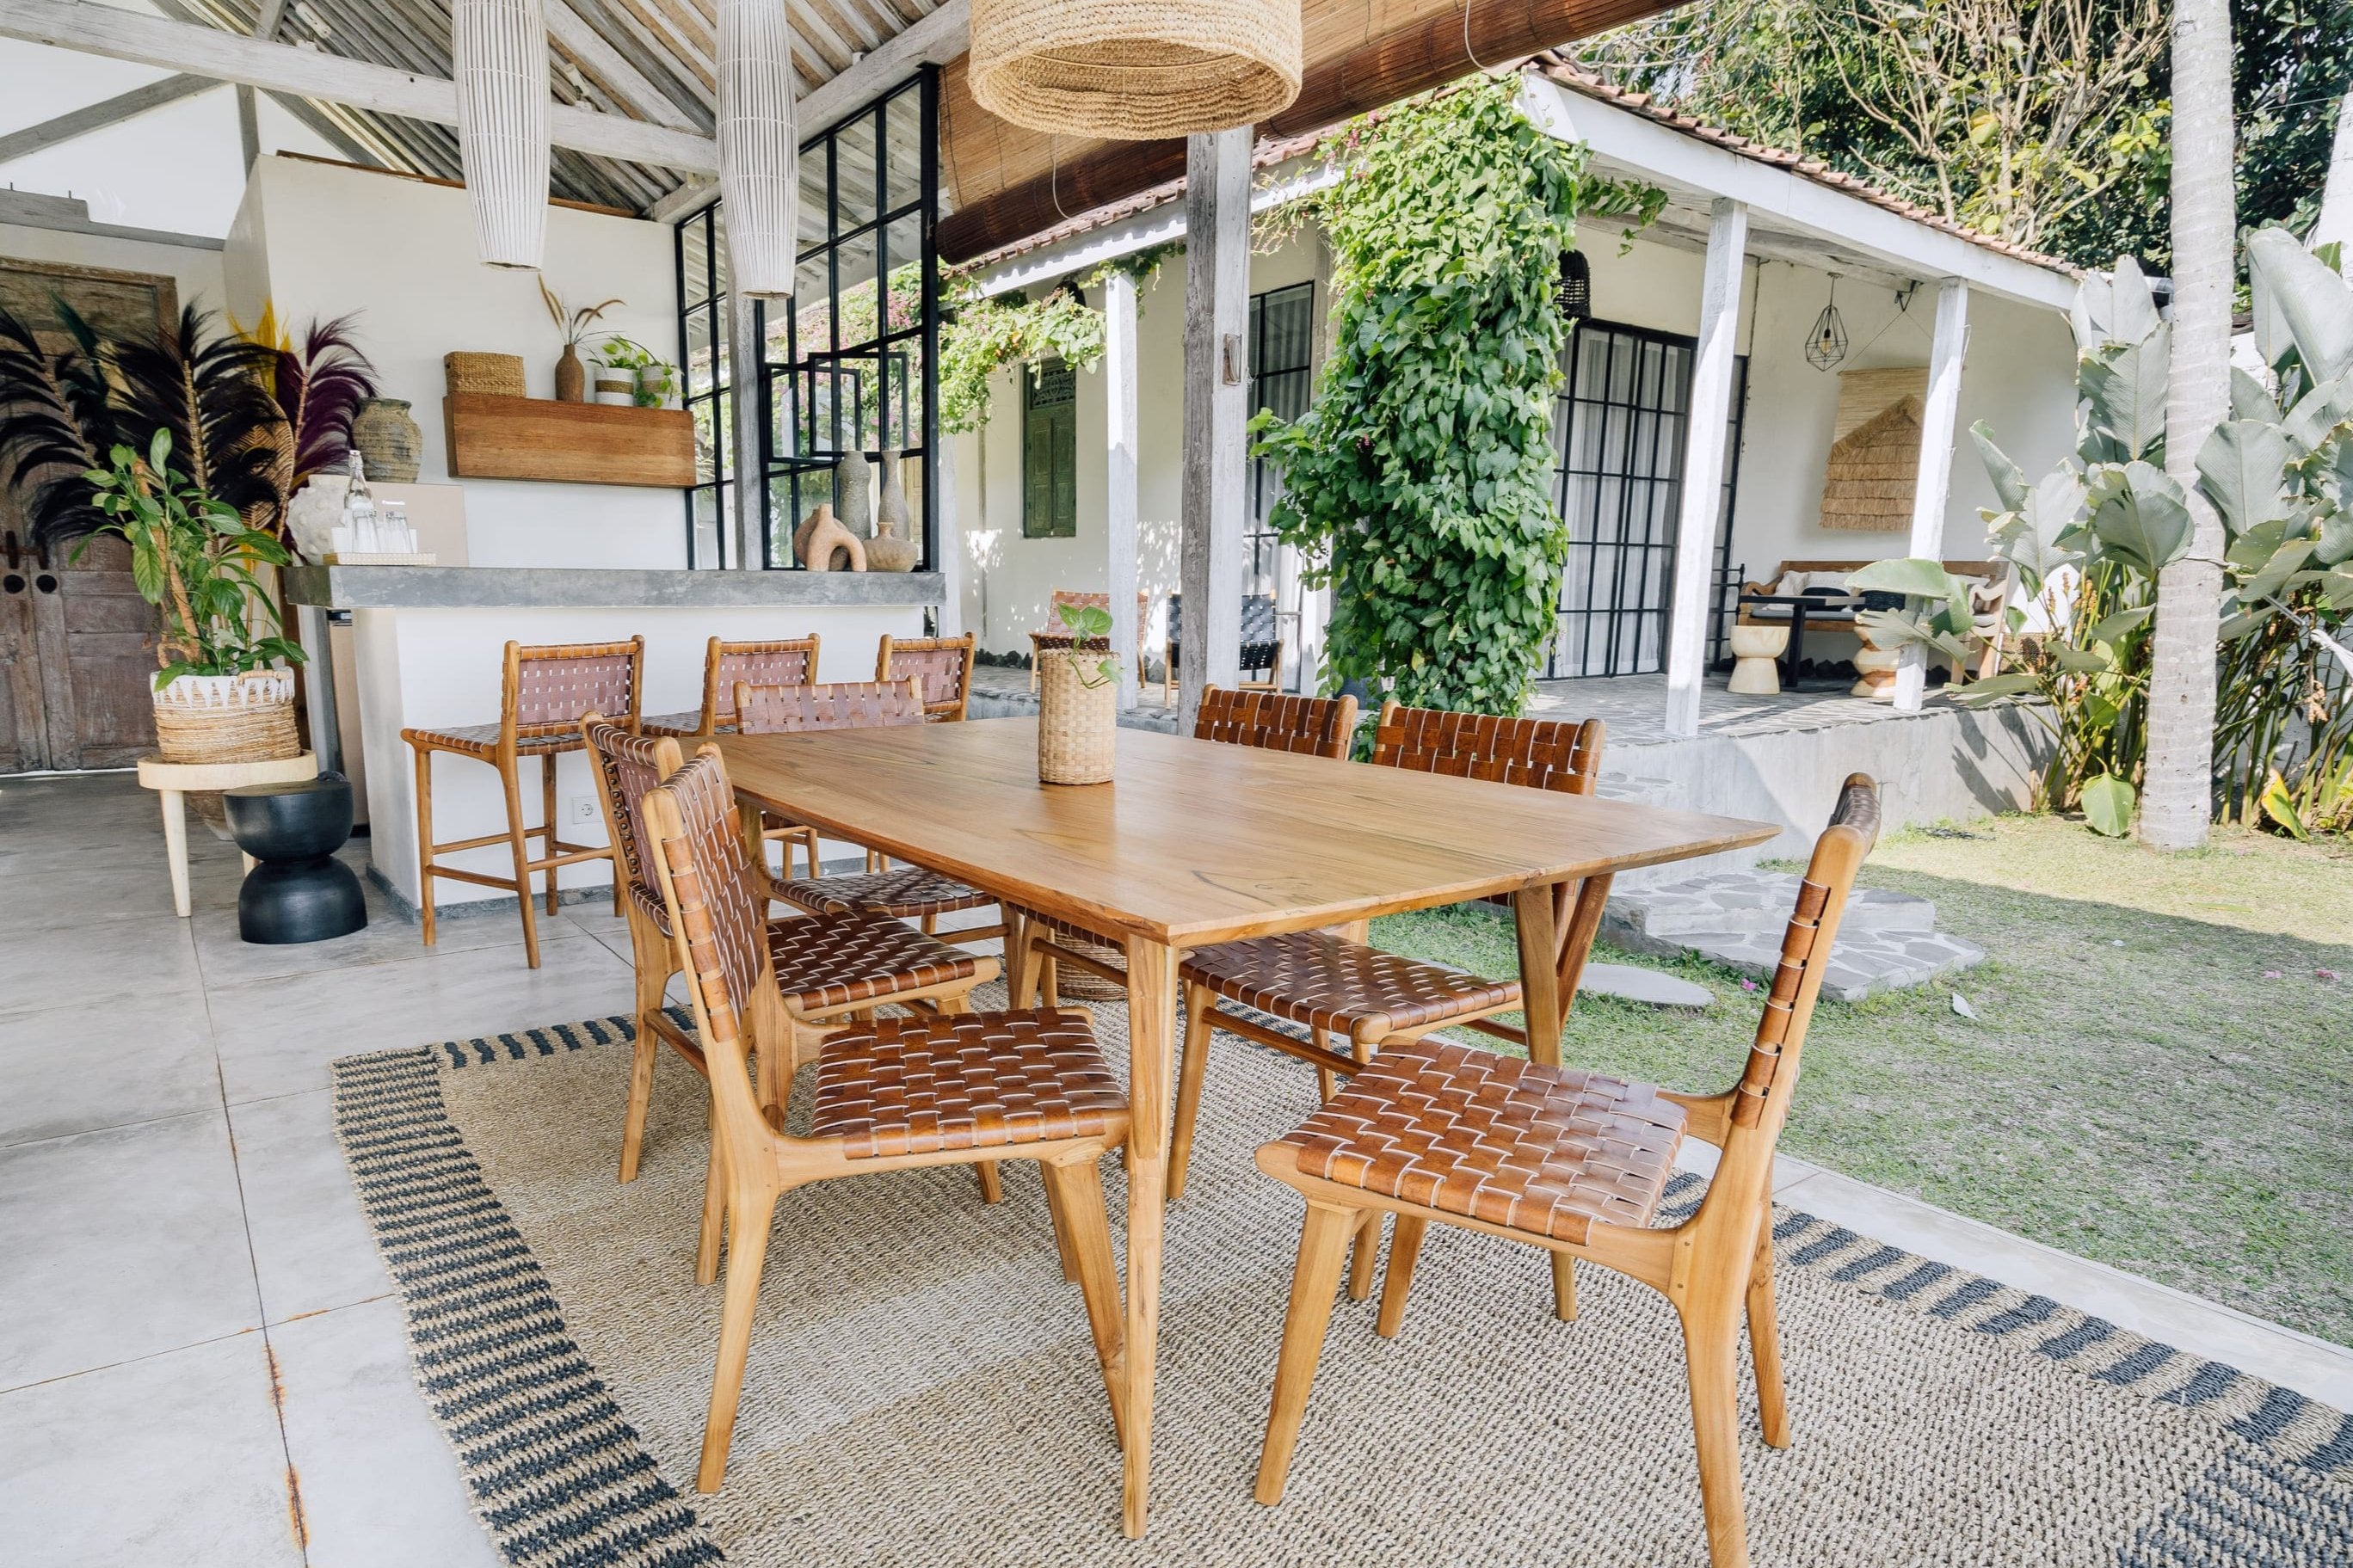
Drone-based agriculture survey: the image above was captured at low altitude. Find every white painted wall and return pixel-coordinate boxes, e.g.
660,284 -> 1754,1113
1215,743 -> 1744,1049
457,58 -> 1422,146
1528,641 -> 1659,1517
225,156 -> 686,571
0,18 -> 337,239
950,217 -> 2079,673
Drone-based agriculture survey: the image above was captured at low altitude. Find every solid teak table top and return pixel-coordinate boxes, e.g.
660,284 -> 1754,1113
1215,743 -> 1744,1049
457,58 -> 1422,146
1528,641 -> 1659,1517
713,720 -> 1777,943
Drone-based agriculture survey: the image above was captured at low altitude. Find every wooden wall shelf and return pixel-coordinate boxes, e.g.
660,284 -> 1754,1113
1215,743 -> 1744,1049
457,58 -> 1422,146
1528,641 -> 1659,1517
441,393 -> 695,488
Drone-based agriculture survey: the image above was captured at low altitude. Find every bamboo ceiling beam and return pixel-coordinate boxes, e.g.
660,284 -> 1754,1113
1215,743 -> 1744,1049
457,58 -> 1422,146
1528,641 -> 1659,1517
0,71 -> 221,164
0,0 -> 720,174
936,0 -> 1674,262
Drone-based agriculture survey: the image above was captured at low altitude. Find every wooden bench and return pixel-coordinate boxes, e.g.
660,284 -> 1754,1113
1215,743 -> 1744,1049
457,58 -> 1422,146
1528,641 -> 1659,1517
1738,558 -> 2004,632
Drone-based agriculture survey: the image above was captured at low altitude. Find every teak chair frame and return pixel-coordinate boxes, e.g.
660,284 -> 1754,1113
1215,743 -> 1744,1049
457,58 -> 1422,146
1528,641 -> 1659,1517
877,632 -> 977,722
581,716 -> 996,1194
1006,686 -> 1361,1009
1249,776 -> 1882,1568
641,747 -> 1130,1494
404,637 -> 644,969
644,635 -> 823,739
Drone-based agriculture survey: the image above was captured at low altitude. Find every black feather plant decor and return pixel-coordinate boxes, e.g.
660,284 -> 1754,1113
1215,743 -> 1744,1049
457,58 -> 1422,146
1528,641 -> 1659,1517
0,298 -> 378,550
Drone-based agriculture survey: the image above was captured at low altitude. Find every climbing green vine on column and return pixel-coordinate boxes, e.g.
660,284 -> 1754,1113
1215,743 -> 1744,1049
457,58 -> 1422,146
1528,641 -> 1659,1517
1255,77 -> 1663,713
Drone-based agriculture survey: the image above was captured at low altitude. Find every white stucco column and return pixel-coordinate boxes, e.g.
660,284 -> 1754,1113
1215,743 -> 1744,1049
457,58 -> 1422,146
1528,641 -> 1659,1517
728,290 -> 763,570
1663,197 -> 1749,737
1894,277 -> 1970,711
1179,126 -> 1253,734
1104,267 -> 1141,708
931,430 -> 962,637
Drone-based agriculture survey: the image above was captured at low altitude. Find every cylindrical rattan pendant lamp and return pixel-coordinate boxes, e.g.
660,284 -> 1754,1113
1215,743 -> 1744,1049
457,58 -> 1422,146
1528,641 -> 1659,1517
718,0 -> 798,298
452,0 -> 551,268
968,0 -> 1303,141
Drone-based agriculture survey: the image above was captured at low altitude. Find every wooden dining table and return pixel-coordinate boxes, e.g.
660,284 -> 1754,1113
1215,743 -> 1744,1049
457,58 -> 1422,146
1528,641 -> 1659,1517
714,717 -> 1777,1536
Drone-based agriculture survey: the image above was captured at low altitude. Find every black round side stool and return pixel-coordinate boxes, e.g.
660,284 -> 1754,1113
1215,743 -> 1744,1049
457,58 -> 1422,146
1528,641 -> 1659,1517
225,774 -> 368,944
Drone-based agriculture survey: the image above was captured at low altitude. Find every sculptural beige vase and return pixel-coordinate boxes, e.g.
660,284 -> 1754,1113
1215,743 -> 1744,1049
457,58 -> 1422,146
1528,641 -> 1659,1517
865,461 -> 920,575
1852,643 -> 1902,701
793,503 -> 866,572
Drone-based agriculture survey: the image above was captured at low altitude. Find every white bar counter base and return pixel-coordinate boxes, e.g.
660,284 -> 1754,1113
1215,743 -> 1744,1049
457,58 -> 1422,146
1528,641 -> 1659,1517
284,566 -> 943,914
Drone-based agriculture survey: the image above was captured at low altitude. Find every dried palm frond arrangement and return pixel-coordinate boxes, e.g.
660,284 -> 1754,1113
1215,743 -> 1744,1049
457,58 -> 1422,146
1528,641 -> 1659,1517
539,280 -> 625,346
0,298 -> 376,549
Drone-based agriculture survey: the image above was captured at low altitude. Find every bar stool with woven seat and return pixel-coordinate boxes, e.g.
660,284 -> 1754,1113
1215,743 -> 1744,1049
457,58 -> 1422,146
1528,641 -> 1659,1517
402,637 -> 643,968
582,716 -> 996,1204
738,679 -> 1012,949
1005,684 -> 1362,1012
644,634 -> 820,738
876,632 -> 976,722
1167,699 -> 1610,1202
640,745 -> 1131,1492
1247,777 -> 1880,1568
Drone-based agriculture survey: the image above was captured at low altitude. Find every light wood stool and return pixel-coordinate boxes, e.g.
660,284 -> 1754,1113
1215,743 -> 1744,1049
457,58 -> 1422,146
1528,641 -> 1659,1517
136,752 -> 318,917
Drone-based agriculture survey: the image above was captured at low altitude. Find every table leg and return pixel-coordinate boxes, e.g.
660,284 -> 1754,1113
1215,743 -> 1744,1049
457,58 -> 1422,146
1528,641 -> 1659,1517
1512,883 -> 1566,1067
1784,604 -> 1808,688
1118,933 -> 1177,1538
159,788 -> 191,919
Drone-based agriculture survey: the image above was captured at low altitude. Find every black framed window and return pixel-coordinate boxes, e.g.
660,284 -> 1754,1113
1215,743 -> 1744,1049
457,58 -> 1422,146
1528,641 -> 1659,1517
1022,358 -> 1078,538
1243,281 -> 1315,595
760,72 -> 939,569
1545,320 -> 1747,679
676,203 -> 731,568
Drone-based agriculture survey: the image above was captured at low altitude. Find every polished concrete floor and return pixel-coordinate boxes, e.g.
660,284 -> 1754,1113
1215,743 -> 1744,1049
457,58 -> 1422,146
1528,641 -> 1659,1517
3,767 -> 2347,1566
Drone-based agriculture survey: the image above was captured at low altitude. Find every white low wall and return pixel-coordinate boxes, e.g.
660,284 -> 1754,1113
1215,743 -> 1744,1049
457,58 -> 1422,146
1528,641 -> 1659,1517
352,605 -> 924,913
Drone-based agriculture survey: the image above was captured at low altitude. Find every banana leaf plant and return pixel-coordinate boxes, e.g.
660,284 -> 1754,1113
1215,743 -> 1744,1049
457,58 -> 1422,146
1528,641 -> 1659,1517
1859,242 -> 2353,836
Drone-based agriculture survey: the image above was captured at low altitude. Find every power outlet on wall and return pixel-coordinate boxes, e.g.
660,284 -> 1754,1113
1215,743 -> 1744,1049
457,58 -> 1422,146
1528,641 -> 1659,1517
568,795 -> 600,827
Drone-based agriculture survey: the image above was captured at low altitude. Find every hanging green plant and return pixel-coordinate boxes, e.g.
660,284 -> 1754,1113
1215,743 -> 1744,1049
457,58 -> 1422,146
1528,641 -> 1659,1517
936,246 -> 1177,435
1254,77 -> 1663,714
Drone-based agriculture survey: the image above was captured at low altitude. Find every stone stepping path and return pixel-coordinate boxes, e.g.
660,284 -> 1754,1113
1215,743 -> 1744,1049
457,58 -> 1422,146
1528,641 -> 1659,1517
1604,870 -> 1986,1002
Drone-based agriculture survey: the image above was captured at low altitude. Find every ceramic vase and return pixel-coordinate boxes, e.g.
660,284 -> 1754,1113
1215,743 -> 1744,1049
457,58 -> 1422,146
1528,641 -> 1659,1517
793,503 -> 866,572
350,398 -> 422,483
865,452 -> 920,571
835,451 -> 873,538
284,474 -> 350,563
555,343 -> 586,402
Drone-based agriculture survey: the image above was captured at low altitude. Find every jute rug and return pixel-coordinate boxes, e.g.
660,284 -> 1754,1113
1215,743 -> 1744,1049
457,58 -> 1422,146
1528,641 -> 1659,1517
334,993 -> 2353,1567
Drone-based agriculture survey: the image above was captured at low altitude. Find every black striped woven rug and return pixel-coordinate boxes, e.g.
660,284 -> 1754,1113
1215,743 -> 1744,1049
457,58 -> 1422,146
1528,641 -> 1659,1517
335,1010 -> 2353,1567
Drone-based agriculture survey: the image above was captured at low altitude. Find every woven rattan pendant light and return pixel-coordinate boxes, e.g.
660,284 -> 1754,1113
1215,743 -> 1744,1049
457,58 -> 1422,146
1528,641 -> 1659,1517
718,0 -> 798,298
969,0 -> 1303,141
452,0 -> 551,269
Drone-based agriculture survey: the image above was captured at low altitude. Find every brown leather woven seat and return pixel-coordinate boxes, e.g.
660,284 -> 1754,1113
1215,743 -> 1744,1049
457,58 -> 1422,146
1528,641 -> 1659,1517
403,722 -> 580,758
640,710 -> 708,738
810,1008 -> 1127,1159
768,911 -> 982,1013
1181,931 -> 1522,1046
773,864 -> 997,920
1276,1038 -> 1685,1244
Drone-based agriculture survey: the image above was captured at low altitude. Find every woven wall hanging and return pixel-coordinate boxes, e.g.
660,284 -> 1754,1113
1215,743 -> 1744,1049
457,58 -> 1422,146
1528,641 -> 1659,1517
968,0 -> 1303,141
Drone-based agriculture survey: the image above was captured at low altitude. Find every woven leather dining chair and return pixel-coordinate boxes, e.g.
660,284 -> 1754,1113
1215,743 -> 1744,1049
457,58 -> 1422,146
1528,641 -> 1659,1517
1006,685 -> 1362,1012
1167,700 -> 1609,1219
876,632 -> 977,722
739,679 -> 1013,950
581,716 -> 996,1210
402,637 -> 643,968
644,635 -> 821,739
1249,777 -> 1881,1568
642,745 -> 1132,1492
1161,593 -> 1284,704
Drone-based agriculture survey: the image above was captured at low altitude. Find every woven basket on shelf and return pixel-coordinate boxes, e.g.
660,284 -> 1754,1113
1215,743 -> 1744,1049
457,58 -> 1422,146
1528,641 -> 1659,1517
968,0 -> 1301,141
444,352 -> 527,397
152,671 -> 301,765
1037,649 -> 1116,785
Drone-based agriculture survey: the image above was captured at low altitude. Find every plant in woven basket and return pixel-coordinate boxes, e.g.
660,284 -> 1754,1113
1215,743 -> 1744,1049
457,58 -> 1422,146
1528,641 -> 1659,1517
1056,599 -> 1121,688
1253,77 -> 1665,714
81,429 -> 305,689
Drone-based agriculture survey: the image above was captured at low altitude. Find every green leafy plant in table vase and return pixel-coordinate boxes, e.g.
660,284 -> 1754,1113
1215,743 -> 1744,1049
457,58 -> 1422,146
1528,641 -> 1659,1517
83,429 -> 305,690
1856,236 -> 2353,838
1056,600 -> 1120,689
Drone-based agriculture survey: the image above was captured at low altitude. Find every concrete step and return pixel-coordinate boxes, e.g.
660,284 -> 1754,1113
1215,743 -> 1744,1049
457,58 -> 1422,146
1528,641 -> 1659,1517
1606,870 -> 1937,941
1653,925 -> 1987,1003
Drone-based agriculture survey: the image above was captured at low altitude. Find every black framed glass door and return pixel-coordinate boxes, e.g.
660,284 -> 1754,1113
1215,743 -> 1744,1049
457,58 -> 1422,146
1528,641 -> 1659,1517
1546,320 -> 1747,678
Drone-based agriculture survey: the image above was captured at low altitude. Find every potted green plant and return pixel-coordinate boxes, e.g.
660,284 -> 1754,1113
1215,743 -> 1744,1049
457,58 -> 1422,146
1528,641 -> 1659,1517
1037,599 -> 1120,784
591,336 -> 681,409
84,429 -> 307,763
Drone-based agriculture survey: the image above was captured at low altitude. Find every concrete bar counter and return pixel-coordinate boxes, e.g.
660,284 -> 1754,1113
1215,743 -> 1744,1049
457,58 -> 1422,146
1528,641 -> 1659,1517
284,566 -> 946,915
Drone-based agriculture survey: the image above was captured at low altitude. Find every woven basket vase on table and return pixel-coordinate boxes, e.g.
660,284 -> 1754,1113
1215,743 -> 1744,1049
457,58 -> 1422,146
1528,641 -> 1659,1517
153,671 -> 302,764
1036,647 -> 1116,785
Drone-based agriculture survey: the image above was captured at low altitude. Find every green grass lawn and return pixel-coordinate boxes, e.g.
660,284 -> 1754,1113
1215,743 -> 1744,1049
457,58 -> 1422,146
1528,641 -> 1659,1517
1374,815 -> 2353,1346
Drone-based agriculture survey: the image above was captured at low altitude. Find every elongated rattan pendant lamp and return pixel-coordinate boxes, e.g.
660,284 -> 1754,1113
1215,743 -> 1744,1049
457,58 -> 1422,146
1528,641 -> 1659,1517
452,0 -> 551,268
969,0 -> 1303,141
718,0 -> 798,298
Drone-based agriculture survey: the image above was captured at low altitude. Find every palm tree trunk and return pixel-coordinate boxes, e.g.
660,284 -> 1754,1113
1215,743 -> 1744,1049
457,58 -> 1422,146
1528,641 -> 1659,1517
2140,0 -> 2235,851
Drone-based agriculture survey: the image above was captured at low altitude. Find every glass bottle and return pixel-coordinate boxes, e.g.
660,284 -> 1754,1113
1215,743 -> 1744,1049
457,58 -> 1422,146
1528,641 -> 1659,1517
343,452 -> 378,554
